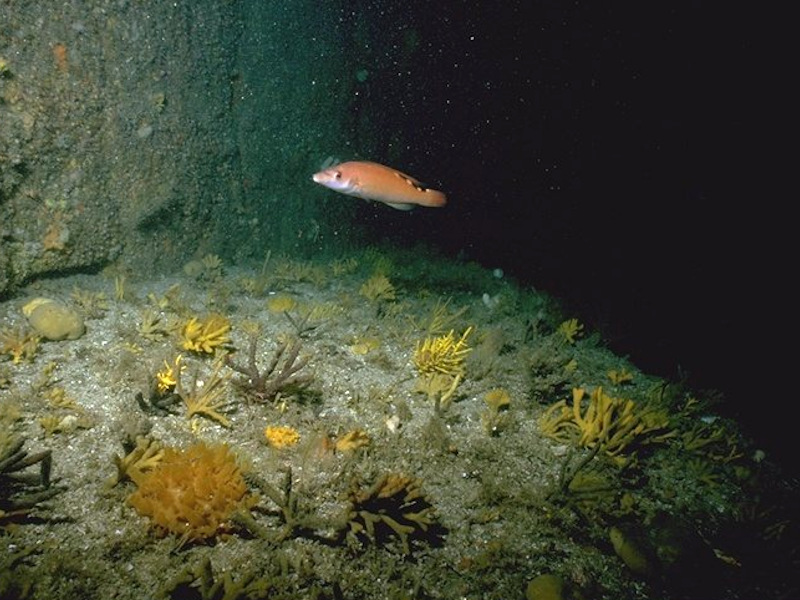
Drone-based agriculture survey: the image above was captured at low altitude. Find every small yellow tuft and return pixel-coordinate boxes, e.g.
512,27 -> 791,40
267,294 -> 297,313
359,274 -> 396,303
335,429 -> 371,452
264,425 -> 300,449
0,326 -> 40,364
349,336 -> 380,355
155,355 -> 183,394
482,388 -> 511,436
607,368 -> 634,385
413,327 -> 473,377
180,314 -> 230,354
484,388 -> 511,412
557,318 -> 583,344
330,257 -> 359,276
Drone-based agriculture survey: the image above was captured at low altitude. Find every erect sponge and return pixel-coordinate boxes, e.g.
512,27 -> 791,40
127,442 -> 253,541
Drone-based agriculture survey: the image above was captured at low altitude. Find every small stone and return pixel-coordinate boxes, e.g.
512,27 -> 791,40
23,297 -> 85,340
609,525 -> 657,578
136,123 -> 154,139
526,574 -> 566,600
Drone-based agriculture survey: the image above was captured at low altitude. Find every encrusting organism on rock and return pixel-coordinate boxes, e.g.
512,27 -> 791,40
264,425 -> 300,449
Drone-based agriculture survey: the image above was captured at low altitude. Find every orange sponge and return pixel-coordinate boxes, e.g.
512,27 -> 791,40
128,442 -> 252,541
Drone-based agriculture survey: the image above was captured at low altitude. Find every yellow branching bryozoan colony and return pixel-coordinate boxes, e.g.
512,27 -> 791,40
359,274 -> 396,303
155,355 -> 183,394
539,387 -> 674,465
412,327 -> 473,411
413,327 -> 473,377
180,314 -> 231,354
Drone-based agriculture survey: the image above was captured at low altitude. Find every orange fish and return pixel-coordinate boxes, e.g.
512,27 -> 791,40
312,161 -> 447,210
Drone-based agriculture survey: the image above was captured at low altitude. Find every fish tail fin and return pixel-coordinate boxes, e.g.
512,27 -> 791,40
417,190 -> 447,207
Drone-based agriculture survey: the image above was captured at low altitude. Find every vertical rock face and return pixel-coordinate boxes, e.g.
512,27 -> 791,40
0,0 -> 363,297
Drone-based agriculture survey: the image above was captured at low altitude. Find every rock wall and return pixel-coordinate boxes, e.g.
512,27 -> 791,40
0,0 -> 363,298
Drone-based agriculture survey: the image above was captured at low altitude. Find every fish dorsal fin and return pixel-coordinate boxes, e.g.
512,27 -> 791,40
320,155 -> 341,170
392,170 -> 431,193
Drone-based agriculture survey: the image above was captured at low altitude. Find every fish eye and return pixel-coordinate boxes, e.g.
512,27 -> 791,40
334,171 -> 342,180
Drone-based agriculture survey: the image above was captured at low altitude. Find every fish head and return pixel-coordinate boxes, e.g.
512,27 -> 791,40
312,166 -> 358,195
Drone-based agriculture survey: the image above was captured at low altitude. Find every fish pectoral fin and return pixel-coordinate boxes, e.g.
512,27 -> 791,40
384,201 -> 415,211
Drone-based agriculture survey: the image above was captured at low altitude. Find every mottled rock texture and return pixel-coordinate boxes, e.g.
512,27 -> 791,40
1,1 -> 369,297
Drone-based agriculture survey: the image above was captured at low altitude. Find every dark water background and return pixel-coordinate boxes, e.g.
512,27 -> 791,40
345,2 -> 788,471
1,0 -> 786,472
